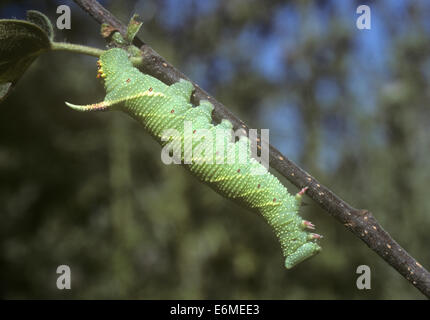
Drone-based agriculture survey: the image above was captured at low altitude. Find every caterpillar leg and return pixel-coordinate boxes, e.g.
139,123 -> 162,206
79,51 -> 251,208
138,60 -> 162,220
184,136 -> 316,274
296,186 -> 309,200
280,185 -> 321,269
295,186 -> 316,230
302,220 -> 315,230
181,100 -> 214,124
169,79 -> 194,101
197,100 -> 215,116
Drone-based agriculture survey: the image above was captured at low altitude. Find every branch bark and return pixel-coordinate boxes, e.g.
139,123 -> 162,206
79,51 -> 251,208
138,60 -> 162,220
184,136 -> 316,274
72,0 -> 430,298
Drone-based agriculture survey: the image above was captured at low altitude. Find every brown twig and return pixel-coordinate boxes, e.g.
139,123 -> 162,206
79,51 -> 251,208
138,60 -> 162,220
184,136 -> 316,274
72,0 -> 430,298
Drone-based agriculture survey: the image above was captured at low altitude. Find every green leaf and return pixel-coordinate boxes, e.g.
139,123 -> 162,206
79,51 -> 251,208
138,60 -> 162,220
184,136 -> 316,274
125,14 -> 143,43
26,10 -> 54,41
0,18 -> 52,102
0,82 -> 12,101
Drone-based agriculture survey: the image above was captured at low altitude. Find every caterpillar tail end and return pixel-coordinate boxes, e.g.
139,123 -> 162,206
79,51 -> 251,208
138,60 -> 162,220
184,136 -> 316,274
284,242 -> 321,269
65,101 -> 108,112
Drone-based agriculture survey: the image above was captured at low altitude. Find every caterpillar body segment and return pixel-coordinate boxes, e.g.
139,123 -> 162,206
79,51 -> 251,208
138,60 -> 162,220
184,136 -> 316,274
66,48 -> 321,268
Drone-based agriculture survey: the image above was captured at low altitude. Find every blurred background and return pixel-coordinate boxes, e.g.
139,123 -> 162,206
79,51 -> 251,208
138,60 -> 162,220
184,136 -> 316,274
1,0 -> 429,299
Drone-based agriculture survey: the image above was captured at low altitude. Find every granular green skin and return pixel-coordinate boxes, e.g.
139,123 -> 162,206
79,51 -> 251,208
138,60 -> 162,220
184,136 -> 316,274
66,48 -> 321,268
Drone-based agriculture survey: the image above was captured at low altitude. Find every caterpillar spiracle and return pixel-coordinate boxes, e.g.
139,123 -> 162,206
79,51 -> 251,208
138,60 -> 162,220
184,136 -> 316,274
66,48 -> 322,269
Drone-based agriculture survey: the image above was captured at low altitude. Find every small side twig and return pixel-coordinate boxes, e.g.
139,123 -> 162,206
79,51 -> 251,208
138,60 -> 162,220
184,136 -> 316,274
72,0 -> 430,298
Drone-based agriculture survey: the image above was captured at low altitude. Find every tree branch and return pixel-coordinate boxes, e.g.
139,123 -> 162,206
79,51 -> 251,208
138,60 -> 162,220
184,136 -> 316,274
72,0 -> 430,298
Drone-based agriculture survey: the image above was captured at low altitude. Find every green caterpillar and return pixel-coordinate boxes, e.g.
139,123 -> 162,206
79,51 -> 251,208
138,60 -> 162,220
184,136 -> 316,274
66,48 -> 321,269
